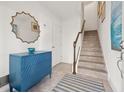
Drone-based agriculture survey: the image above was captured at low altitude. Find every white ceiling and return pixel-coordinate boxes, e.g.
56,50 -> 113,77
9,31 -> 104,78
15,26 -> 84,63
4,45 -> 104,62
40,1 -> 82,20
0,1 -> 84,20
83,1 -> 94,6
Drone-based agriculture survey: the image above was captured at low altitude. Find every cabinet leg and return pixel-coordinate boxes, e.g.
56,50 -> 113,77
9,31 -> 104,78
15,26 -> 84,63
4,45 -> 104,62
50,74 -> 52,78
9,85 -> 13,92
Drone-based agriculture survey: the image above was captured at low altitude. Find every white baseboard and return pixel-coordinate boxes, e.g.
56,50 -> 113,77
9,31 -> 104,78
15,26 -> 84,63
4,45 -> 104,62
60,61 -> 72,64
108,77 -> 117,92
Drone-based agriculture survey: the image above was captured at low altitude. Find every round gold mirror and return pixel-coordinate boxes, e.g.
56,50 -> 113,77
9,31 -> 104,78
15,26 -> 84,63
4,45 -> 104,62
10,11 -> 40,44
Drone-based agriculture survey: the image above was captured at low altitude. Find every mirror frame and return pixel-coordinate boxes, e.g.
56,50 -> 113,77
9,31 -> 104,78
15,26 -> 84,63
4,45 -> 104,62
10,11 -> 40,44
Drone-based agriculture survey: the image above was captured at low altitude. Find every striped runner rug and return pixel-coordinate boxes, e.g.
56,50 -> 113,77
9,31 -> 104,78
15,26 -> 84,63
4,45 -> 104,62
52,74 -> 105,92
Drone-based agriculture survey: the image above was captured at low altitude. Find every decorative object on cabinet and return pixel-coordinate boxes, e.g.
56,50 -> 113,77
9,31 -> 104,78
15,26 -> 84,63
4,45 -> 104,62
111,1 -> 122,51
9,51 -> 52,92
28,48 -> 35,54
10,11 -> 40,44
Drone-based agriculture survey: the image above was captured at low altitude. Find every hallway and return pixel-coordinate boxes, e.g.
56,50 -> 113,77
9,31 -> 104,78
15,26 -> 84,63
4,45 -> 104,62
0,1 -> 123,92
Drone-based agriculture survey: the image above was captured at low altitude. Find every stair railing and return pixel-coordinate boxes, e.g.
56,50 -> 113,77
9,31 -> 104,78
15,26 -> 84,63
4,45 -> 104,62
73,20 -> 85,74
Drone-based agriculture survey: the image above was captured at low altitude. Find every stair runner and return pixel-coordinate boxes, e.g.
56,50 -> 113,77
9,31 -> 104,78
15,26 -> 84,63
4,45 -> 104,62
52,74 -> 105,92
78,31 -> 107,80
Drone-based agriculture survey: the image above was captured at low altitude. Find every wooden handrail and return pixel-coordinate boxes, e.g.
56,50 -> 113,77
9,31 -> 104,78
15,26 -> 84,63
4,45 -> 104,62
74,20 -> 85,45
73,20 -> 85,74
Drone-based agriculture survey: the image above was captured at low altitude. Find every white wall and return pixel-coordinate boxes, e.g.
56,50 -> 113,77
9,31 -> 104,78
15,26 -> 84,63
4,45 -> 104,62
84,2 -> 97,31
0,2 -> 61,77
81,2 -> 84,24
62,15 -> 82,64
0,2 -> 83,77
61,3 -> 84,75
97,1 -> 123,91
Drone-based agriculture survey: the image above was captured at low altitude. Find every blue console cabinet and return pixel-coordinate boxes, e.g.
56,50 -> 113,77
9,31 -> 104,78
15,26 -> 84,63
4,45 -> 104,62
9,51 -> 52,92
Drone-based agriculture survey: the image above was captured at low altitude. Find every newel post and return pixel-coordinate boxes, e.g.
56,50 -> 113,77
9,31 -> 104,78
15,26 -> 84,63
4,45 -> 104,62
73,42 -> 76,74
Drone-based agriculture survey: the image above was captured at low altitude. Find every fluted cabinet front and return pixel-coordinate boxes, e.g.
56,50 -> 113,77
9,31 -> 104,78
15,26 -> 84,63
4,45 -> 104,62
9,51 -> 52,92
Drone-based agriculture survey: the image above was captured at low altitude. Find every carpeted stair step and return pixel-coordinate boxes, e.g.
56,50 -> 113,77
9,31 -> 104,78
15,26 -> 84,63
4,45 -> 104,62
83,34 -> 98,37
84,31 -> 98,34
80,51 -> 103,57
83,40 -> 100,44
78,62 -> 106,73
78,61 -> 106,70
82,44 -> 101,48
83,36 -> 99,40
79,56 -> 104,63
81,48 -> 102,52
78,68 -> 107,80
79,59 -> 104,65
83,42 -> 100,47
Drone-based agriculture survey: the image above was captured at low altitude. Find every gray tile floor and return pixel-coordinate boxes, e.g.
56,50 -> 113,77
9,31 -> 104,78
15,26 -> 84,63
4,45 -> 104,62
0,63 -> 112,92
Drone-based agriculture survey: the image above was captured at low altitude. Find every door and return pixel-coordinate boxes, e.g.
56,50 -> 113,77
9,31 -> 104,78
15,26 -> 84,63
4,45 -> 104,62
52,23 -> 62,67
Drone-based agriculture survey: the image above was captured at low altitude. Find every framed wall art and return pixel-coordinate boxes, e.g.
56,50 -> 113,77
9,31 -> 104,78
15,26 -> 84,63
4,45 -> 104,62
97,1 -> 106,22
97,1 -> 101,18
111,1 -> 122,51
101,2 -> 105,22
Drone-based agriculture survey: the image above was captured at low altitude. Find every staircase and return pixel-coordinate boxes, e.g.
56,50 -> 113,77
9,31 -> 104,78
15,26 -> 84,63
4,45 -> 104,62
52,30 -> 112,92
77,31 -> 107,80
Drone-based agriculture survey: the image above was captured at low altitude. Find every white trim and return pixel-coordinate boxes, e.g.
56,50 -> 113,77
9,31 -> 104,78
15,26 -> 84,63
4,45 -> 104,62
108,77 -> 117,92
